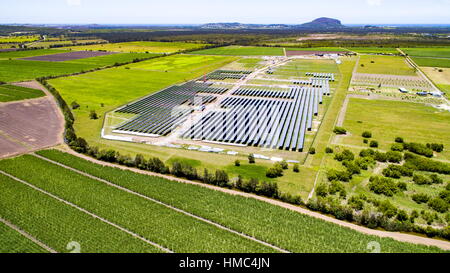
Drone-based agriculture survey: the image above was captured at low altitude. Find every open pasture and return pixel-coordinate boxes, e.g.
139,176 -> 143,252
27,39 -> 106,48
357,55 -> 417,76
0,84 -> 45,102
63,41 -> 210,53
413,57 -> 450,68
0,49 -> 71,59
191,46 -> 284,56
20,51 -> 116,62
345,47 -> 399,54
402,47 -> 450,58
340,98 -> 450,160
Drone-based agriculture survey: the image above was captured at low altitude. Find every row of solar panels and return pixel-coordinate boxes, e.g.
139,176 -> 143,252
113,82 -> 222,136
305,72 -> 335,81
205,70 -> 252,81
182,87 -> 323,152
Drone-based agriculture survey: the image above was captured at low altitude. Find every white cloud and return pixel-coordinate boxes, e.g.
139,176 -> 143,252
366,0 -> 382,6
66,0 -> 81,6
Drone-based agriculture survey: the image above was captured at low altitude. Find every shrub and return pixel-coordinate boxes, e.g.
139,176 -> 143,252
363,139 -> 368,144
327,169 -> 352,182
248,153 -> 255,164
279,193 -> 303,205
256,181 -> 279,198
369,140 -> 379,148
406,142 -> 434,158
382,165 -> 413,179
359,149 -> 375,158
355,157 -> 374,170
325,147 -> 334,154
293,163 -> 300,173
334,149 -> 355,161
386,151 -> 402,163
413,174 -> 432,185
362,131 -> 372,138
309,147 -> 316,154
316,183 -> 328,197
214,170 -> 229,187
374,151 -> 387,162
368,176 -> 401,196
428,198 -> 449,213
342,160 -> 361,175
89,110 -> 98,120
234,160 -> 240,167
397,210 -> 409,222
329,181 -> 347,198
391,143 -> 404,152
430,174 -> 443,184
427,143 -> 444,153
412,193 -> 430,204
395,137 -> 404,143
378,200 -> 397,218
348,196 -> 365,210
266,163 -> 283,178
404,152 -> 450,174
333,127 -> 347,135
280,160 -> 288,170
70,137 -> 89,153
71,101 -> 80,110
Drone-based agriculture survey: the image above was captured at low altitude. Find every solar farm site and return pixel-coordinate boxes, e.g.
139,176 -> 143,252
104,56 -> 338,157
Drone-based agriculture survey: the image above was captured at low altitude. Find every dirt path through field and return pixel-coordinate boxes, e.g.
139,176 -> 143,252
58,146 -> 450,251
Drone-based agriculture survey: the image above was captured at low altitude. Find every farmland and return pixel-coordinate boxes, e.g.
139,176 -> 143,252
345,47 -> 399,54
0,149 -> 442,252
62,41 -> 210,53
191,46 -> 285,56
357,55 -> 417,76
0,220 -> 47,253
0,49 -> 159,82
413,57 -> 450,68
0,84 -> 45,102
401,47 -> 450,58
340,98 -> 450,160
27,39 -> 106,48
421,67 -> 450,95
0,35 -> 40,43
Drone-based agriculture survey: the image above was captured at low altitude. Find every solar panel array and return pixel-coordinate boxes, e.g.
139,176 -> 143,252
182,85 -> 330,152
113,82 -> 227,136
205,70 -> 252,80
305,72 -> 335,81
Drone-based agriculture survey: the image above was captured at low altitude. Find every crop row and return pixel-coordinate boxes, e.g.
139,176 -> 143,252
0,220 -> 47,253
35,149 -> 444,253
0,155 -> 271,253
0,173 -> 161,253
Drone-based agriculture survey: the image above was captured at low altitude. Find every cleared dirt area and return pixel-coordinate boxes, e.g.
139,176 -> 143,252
286,50 -> 348,56
0,82 -> 64,158
20,51 -> 116,62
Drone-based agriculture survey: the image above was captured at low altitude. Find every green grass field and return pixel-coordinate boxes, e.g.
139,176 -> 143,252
28,39 -> 106,48
21,149 -> 444,253
63,41 -> 210,53
340,98 -> 450,160
0,84 -> 45,102
0,50 -> 158,82
191,46 -> 284,56
413,57 -> 450,68
285,47 -> 347,52
346,47 -> 399,54
0,35 -> 40,43
402,47 -> 450,58
357,55 -> 417,75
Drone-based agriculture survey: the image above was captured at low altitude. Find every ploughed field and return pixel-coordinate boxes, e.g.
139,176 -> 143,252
0,96 -> 63,158
0,149 -> 443,253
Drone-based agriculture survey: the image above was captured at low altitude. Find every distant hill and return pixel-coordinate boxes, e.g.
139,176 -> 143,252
299,17 -> 345,29
200,18 -> 345,30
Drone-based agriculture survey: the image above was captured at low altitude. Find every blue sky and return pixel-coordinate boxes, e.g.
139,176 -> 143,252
1,0 -> 450,25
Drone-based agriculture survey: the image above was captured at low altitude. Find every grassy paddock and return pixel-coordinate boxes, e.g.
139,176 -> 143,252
0,84 -> 45,102
357,55 -> 417,76
341,98 -> 450,160
402,47 -> 450,58
413,57 -> 450,68
62,41 -> 210,53
190,46 -> 284,56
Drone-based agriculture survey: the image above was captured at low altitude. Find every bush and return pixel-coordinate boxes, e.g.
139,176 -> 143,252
406,142 -> 434,158
309,147 -> 316,154
266,163 -> 283,178
412,193 -> 430,204
382,164 -> 413,179
428,198 -> 449,213
279,193 -> 303,205
348,196 -> 365,210
360,149 -> 375,158
404,152 -> 450,174
368,176 -> 402,196
329,181 -> 347,198
334,149 -> 355,161
369,140 -> 379,148
248,153 -> 255,164
89,110 -> 98,120
333,127 -> 347,135
374,151 -> 387,162
71,101 -> 80,110
327,169 -> 352,182
293,163 -> 300,173
355,157 -> 374,170
386,151 -> 402,163
427,143 -> 444,153
395,137 -> 404,143
362,131 -> 372,138
342,160 -> 361,175
363,139 -> 368,144
280,160 -> 288,170
256,181 -> 279,198
378,200 -> 398,218
397,210 -> 409,222
316,183 -> 328,197
214,170 -> 229,187
234,160 -> 240,167
391,143 -> 404,152
325,147 -> 334,154
430,174 -> 443,184
413,174 -> 432,185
